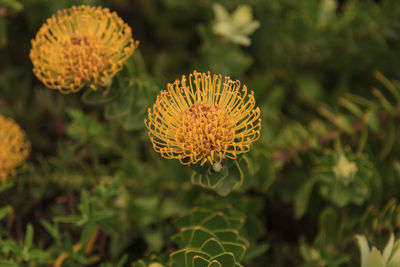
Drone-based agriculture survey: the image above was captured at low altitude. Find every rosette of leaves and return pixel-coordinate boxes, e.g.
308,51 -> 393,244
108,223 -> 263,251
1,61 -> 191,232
314,147 -> 373,207
190,157 -> 248,197
197,196 -> 268,263
357,233 -> 400,267
170,207 -> 248,267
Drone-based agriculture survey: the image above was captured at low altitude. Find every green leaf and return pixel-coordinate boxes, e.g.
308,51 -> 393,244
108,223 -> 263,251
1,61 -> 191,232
0,206 -> 12,221
210,253 -> 235,267
160,199 -> 186,219
171,249 -> 186,267
207,168 -> 229,188
202,213 -> 229,230
186,250 -> 210,267
79,223 -> 95,248
214,230 -> 239,243
54,215 -> 83,224
24,224 -> 33,251
221,242 -> 246,261
190,228 -> 216,248
214,178 -> 238,196
0,181 -> 14,193
364,109 -> 379,133
0,0 -> 23,11
294,178 -> 316,218
82,87 -> 118,105
92,209 -> 116,222
105,88 -> 134,119
40,220 -> 59,242
201,238 -> 224,256
242,243 -> 269,262
80,190 -> 90,218
193,256 -> 210,267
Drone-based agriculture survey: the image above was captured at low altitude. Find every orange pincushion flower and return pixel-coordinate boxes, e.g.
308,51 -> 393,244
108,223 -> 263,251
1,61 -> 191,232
145,71 -> 261,166
30,5 -> 139,94
0,115 -> 30,183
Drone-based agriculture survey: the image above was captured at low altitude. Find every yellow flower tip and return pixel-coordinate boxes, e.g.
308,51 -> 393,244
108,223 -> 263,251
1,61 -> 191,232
0,115 -> 31,184
30,5 -> 138,94
145,71 -> 261,166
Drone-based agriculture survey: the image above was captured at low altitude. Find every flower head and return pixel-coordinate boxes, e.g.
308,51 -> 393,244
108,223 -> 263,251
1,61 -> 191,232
30,5 -> 138,94
0,115 -> 30,183
145,71 -> 261,166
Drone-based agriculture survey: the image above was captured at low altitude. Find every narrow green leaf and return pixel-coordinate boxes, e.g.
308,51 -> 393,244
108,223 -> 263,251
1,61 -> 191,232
116,254 -> 129,267
24,224 -> 34,250
40,220 -> 59,242
80,190 -> 90,218
79,223 -> 95,248
92,209 -> 116,222
54,215 -> 83,224
0,181 -> 14,193
0,206 -> 12,221
0,0 -> 23,11
294,178 -> 316,218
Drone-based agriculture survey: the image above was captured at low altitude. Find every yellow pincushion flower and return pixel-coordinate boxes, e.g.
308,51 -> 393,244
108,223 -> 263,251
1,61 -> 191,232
145,71 -> 261,166
0,115 -> 30,183
30,5 -> 139,94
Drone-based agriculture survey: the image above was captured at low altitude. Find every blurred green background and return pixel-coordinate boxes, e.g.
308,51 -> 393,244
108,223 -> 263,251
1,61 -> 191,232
2,0 -> 400,266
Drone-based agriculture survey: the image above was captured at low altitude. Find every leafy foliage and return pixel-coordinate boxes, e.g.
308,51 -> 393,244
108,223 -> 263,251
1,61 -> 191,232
2,0 -> 400,266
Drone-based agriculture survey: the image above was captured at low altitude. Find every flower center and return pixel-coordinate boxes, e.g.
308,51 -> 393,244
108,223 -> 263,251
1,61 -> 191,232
333,154 -> 358,186
175,102 -> 235,162
61,35 -> 112,85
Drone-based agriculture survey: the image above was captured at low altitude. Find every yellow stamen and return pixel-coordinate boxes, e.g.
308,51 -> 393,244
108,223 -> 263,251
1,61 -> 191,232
145,71 -> 261,165
30,5 -> 139,94
0,115 -> 30,183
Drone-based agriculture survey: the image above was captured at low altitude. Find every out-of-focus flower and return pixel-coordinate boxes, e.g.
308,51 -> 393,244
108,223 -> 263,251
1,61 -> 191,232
145,71 -> 261,166
0,114 -> 30,183
315,148 -> 373,207
30,5 -> 138,94
212,3 -> 260,46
